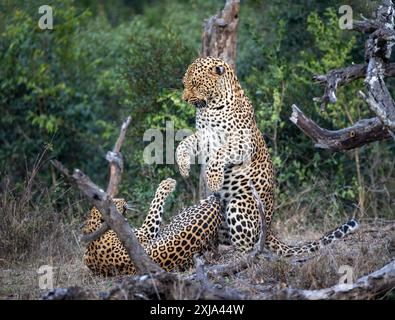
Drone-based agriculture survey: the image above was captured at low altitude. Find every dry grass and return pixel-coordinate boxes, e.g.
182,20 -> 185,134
216,219 -> 394,299
1,212 -> 392,300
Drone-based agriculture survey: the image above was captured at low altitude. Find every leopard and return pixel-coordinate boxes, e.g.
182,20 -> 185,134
176,56 -> 359,256
83,178 -> 221,276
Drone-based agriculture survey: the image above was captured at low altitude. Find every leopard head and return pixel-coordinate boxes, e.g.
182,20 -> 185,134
82,198 -> 129,234
182,57 -> 242,110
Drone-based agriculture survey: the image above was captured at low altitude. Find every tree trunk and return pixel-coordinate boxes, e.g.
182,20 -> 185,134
199,0 -> 240,199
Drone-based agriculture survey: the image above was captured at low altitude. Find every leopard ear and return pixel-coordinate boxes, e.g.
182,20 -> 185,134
215,65 -> 225,75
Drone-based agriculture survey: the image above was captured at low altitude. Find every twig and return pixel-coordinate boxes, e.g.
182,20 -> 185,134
249,180 -> 266,254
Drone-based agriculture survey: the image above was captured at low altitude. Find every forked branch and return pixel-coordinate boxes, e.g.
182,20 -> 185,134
293,0 -> 395,149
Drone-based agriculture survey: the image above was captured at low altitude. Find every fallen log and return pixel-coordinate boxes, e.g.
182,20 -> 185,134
266,259 -> 395,300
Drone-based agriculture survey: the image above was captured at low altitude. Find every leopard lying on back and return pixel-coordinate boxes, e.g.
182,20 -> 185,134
83,178 -> 221,276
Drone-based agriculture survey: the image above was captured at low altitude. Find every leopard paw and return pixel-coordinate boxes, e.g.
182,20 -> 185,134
157,178 -> 177,195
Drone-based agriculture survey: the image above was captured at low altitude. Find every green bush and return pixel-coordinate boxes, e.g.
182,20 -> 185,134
0,0 -> 393,225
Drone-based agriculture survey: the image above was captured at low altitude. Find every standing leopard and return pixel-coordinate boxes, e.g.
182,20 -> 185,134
83,178 -> 221,276
176,57 -> 359,256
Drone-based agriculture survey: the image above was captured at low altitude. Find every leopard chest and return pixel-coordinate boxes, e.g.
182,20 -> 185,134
196,108 -> 254,199
196,108 -> 234,161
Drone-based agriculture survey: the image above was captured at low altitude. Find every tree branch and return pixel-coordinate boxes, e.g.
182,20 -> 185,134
106,116 -> 131,197
249,180 -> 266,255
267,259 -> 395,300
193,255 -> 243,299
353,20 -> 382,34
361,14 -> 395,132
63,117 -> 133,245
294,1 -> 395,148
290,105 -> 391,151
313,63 -> 395,110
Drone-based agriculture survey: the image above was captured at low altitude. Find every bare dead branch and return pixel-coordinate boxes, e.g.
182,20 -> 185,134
313,63 -> 395,110
353,0 -> 394,34
73,168 -> 163,274
290,105 -> 391,151
294,0 -> 395,147
362,31 -> 395,133
106,116 -> 131,197
356,1 -> 395,132
266,259 -> 395,300
353,20 -> 381,34
193,254 -> 243,299
194,254 -> 209,289
114,116 -> 132,152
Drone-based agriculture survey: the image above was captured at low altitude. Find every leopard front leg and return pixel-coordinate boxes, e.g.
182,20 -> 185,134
206,135 -> 251,192
176,133 -> 199,178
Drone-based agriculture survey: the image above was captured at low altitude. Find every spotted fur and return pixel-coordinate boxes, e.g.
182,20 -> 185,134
176,57 -> 359,255
83,178 -> 221,276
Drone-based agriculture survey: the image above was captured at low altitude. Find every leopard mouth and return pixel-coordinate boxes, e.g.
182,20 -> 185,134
193,100 -> 207,109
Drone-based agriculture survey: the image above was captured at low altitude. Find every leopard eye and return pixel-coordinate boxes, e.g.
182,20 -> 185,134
215,66 -> 225,75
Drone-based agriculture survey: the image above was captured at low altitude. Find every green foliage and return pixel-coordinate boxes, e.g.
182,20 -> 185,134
0,0 -> 393,224
0,1 -> 104,179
